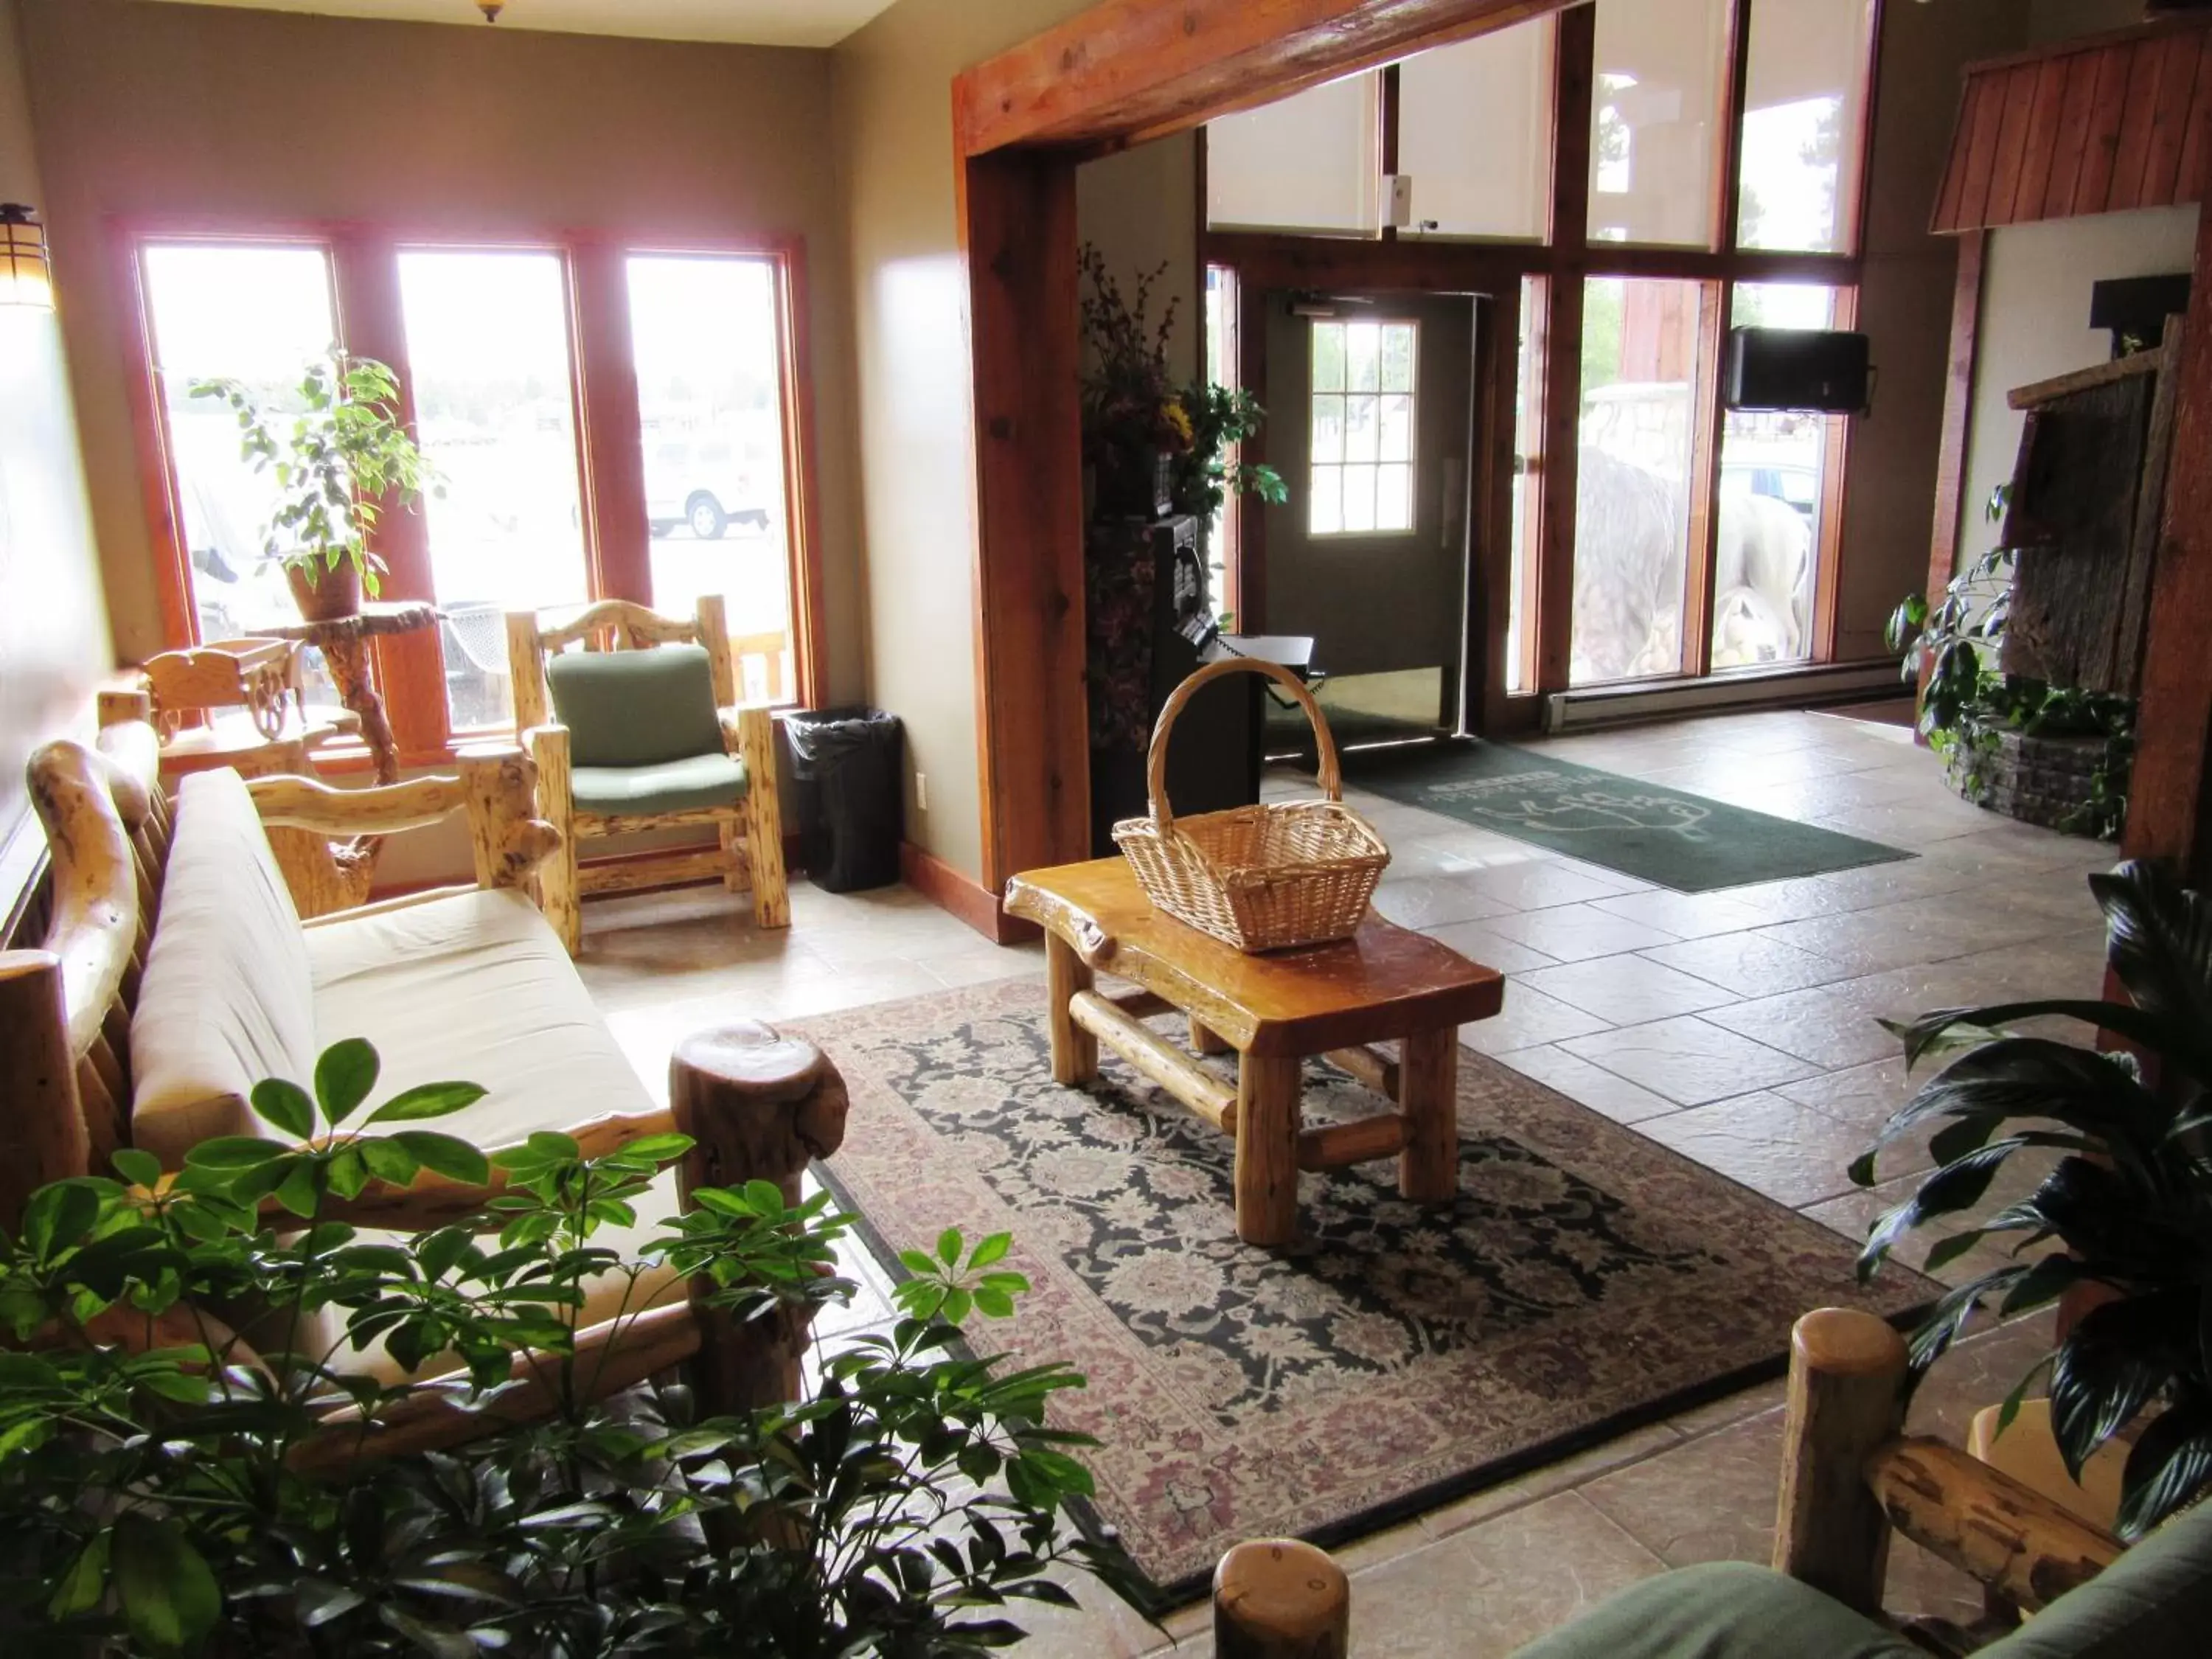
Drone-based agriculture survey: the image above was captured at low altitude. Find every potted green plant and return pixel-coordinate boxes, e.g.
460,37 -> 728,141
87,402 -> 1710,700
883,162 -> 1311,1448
0,1040 -> 1128,1652
1853,860 -> 2212,1538
191,354 -> 437,624
1888,489 -> 2135,841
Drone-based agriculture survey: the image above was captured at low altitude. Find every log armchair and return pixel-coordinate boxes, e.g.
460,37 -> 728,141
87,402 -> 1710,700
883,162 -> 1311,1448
1209,1309 -> 2212,1659
0,711 -> 846,1462
505,594 -> 789,955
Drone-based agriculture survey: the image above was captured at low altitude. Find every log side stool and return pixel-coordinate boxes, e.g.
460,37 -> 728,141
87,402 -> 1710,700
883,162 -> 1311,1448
669,1020 -> 850,1409
1004,858 -> 1503,1248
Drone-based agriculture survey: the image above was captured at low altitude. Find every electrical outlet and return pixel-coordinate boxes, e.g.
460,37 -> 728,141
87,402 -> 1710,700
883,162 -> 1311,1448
915,772 -> 928,813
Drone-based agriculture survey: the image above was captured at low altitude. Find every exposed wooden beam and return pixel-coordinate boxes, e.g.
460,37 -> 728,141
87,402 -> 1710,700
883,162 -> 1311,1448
953,0 -> 1573,159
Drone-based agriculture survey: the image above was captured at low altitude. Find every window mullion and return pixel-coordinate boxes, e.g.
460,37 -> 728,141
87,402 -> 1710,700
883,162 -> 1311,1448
331,232 -> 451,758
570,243 -> 652,606
1715,0 -> 1754,254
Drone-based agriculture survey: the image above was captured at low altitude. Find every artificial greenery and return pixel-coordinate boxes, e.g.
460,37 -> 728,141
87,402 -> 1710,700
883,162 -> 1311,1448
1854,860 -> 2212,1539
0,1040 -> 1124,1654
191,355 -> 437,601
1077,245 -> 1284,524
1888,489 -> 2135,841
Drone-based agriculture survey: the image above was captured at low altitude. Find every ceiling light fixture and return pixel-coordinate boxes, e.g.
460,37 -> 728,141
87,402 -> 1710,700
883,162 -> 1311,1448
477,1 -> 504,21
0,204 -> 53,310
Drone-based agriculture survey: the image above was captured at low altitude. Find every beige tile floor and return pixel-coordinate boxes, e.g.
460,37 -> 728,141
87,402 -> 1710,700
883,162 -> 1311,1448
572,706 -> 2112,1656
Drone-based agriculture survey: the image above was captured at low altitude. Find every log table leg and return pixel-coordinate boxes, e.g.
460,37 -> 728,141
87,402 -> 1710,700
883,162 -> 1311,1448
1045,932 -> 1098,1086
669,1021 -> 851,1412
1191,1018 -> 1231,1054
1398,1026 -> 1460,1206
1235,1054 -> 1302,1247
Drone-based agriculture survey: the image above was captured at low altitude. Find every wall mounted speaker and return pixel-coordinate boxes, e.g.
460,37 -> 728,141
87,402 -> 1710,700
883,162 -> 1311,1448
1725,328 -> 1871,415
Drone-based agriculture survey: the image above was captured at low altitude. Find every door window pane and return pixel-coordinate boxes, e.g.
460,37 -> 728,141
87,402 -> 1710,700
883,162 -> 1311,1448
1738,0 -> 1874,254
1573,278 -> 1701,684
1310,319 -> 1417,538
1397,19 -> 1554,240
397,249 -> 588,730
1590,0 -> 1731,247
628,254 -> 796,706
140,242 -> 342,705
1713,283 -> 1834,669
1207,74 -> 1381,234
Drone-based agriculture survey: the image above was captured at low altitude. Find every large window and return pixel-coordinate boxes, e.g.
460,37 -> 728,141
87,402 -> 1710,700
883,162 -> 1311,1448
1571,278 -> 1702,684
1206,73 -> 1382,234
1737,0 -> 1877,254
1309,319 -> 1417,536
1590,0 -> 1731,246
1397,24 -> 1554,241
397,249 -> 590,730
139,242 -> 343,705
1713,283 -> 1836,669
627,254 -> 794,704
131,229 -> 820,759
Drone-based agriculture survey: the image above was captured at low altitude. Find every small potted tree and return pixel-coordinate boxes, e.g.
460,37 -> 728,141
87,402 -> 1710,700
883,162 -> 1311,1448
192,353 -> 437,624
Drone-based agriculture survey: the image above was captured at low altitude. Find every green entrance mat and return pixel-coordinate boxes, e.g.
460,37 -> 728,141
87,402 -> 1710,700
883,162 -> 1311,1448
1343,740 -> 1912,892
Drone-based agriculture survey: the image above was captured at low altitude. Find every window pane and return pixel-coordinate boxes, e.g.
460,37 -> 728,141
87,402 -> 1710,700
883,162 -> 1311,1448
1397,19 -> 1554,240
1590,0 -> 1731,247
1341,465 -> 1379,533
397,249 -> 588,731
628,254 -> 797,704
1310,467 -> 1344,536
1713,283 -> 1834,669
1312,394 -> 1346,465
1346,322 -> 1382,393
1378,394 -> 1413,464
142,243 -> 346,708
1572,277 -> 1701,685
1377,464 -> 1413,532
1207,73 -> 1380,233
1380,322 -> 1416,394
1343,394 -> 1380,464
1738,0 -> 1874,253
1312,321 -> 1347,392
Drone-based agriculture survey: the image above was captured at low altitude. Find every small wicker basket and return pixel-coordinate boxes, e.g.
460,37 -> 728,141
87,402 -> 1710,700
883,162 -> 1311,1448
1113,657 -> 1390,952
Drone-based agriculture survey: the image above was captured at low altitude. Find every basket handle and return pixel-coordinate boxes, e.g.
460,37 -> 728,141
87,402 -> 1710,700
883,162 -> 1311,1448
1147,656 -> 1340,834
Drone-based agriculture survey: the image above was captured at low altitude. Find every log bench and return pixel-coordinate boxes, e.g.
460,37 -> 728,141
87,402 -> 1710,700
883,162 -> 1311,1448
0,697 -> 846,1450
1003,855 -> 1503,1246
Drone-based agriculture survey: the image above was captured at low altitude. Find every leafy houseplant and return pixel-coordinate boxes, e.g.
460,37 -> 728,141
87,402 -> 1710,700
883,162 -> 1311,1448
0,1040 -> 1125,1654
1077,245 -> 1284,527
1854,860 -> 2212,1539
192,355 -> 437,624
1888,488 -> 2135,841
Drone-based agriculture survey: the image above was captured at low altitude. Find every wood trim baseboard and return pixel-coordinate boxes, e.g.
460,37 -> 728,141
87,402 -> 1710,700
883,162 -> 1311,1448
901,841 -> 1035,945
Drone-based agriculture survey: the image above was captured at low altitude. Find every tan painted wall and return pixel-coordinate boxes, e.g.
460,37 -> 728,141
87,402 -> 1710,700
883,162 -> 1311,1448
0,0 -> 114,924
831,0 -> 1195,884
18,0 -> 864,712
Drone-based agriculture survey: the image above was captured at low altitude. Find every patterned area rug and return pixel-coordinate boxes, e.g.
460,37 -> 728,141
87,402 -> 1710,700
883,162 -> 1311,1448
795,979 -> 1930,1604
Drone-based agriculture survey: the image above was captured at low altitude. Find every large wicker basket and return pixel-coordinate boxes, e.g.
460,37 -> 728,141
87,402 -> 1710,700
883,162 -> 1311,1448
1113,657 -> 1389,952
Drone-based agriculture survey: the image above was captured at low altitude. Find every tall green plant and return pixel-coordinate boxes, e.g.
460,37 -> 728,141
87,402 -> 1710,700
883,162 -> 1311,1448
0,1041 -> 1124,1654
191,355 -> 437,599
1854,860 -> 2212,1538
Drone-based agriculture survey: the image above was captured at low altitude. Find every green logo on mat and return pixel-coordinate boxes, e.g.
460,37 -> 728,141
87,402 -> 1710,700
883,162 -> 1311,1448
1426,771 -> 1715,841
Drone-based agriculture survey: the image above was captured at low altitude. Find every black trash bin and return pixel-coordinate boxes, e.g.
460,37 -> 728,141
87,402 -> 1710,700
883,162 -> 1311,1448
784,706 -> 903,893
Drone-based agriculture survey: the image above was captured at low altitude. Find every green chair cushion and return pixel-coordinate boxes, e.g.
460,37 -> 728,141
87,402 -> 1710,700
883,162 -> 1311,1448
1981,1497 -> 2212,1659
571,754 -> 748,818
1509,1562 -> 1918,1659
546,644 -> 723,769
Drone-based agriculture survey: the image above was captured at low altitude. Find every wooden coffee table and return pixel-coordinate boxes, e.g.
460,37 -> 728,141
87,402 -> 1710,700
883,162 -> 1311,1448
1004,858 -> 1504,1247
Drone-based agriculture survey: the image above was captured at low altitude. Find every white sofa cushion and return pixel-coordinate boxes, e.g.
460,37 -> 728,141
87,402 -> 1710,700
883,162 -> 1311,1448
304,886 -> 684,1380
131,769 -> 319,1168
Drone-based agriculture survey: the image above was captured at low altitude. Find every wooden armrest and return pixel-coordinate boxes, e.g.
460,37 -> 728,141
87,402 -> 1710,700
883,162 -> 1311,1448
716,703 -> 773,756
249,772 -> 470,837
296,1107 -> 676,1231
1865,1437 -> 2124,1614
292,1302 -> 700,1472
